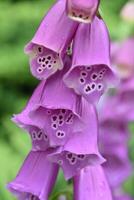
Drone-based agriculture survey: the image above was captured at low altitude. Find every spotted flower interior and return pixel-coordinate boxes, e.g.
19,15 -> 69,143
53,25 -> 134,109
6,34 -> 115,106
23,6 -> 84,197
64,65 -> 110,104
68,9 -> 91,23
27,108 -> 82,150
29,127 -> 49,151
48,151 -> 101,179
67,0 -> 99,23
25,44 -> 61,80
7,0 -> 116,199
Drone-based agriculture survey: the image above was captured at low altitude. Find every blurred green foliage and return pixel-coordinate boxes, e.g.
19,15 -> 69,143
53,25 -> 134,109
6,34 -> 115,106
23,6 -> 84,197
0,0 -> 134,199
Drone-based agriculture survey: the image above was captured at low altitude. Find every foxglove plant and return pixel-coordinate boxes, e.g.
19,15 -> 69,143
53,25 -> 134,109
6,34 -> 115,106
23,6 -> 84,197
99,95 -> 133,200
7,0 -> 116,199
99,37 -> 134,200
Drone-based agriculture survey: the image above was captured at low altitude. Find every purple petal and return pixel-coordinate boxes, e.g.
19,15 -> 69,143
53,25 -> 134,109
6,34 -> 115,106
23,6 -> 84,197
115,195 -> 134,200
64,17 -> 117,104
73,165 -> 112,200
112,38 -> 134,79
47,99 -> 105,179
66,0 -> 100,23
99,123 -> 132,188
12,57 -> 84,150
99,94 -> 134,123
7,151 -> 59,200
25,0 -> 78,80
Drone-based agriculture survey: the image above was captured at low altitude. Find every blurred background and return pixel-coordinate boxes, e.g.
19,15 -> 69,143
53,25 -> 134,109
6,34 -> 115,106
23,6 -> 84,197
0,0 -> 134,199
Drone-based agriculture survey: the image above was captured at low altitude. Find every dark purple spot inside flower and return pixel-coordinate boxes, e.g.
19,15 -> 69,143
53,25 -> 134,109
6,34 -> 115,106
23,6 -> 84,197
59,120 -> 63,125
45,61 -> 49,64
91,84 -> 96,89
71,157 -> 76,164
48,65 -> 51,68
66,114 -> 73,123
52,116 -> 57,121
67,153 -> 73,159
92,74 -> 98,80
59,115 -> 63,120
53,124 -> 57,129
77,154 -> 85,159
80,78 -> 84,83
61,109 -> 66,114
47,56 -> 51,60
38,68 -> 42,72
42,57 -> 45,62
44,134 -> 48,139
38,47 -> 42,53
86,86 -> 91,92
57,132 -> 60,136
79,14 -> 83,18
38,58 -> 42,63
42,64 -> 46,68
38,131 -> 42,138
85,16 -> 89,20
72,12 -> 76,17
82,72 -> 87,76
54,61 -> 56,64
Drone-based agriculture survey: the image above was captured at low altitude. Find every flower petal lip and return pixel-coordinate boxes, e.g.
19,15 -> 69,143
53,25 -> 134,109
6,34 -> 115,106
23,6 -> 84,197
25,0 -> 78,80
47,99 -> 105,180
64,17 -> 118,104
7,151 -> 59,200
12,56 -> 84,150
73,165 -> 113,200
66,0 -> 100,23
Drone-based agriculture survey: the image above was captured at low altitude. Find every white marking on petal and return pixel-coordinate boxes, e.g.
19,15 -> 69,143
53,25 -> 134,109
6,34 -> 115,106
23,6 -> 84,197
91,73 -> 98,81
79,77 -> 86,85
84,84 -> 92,94
86,66 -> 92,71
51,123 -> 58,130
41,63 -> 46,69
56,130 -> 66,139
36,130 -> 43,140
66,153 -> 73,160
80,70 -> 88,78
51,115 -> 58,122
37,46 -> 44,54
37,67 -> 43,74
31,131 -> 37,140
97,83 -> 104,91
37,57 -> 42,64
98,74 -> 103,80
58,160 -> 63,165
65,113 -> 74,124
69,156 -> 77,165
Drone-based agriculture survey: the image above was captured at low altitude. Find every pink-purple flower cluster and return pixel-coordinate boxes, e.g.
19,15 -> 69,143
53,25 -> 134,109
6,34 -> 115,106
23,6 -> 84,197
99,38 -> 134,200
7,0 -> 117,199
